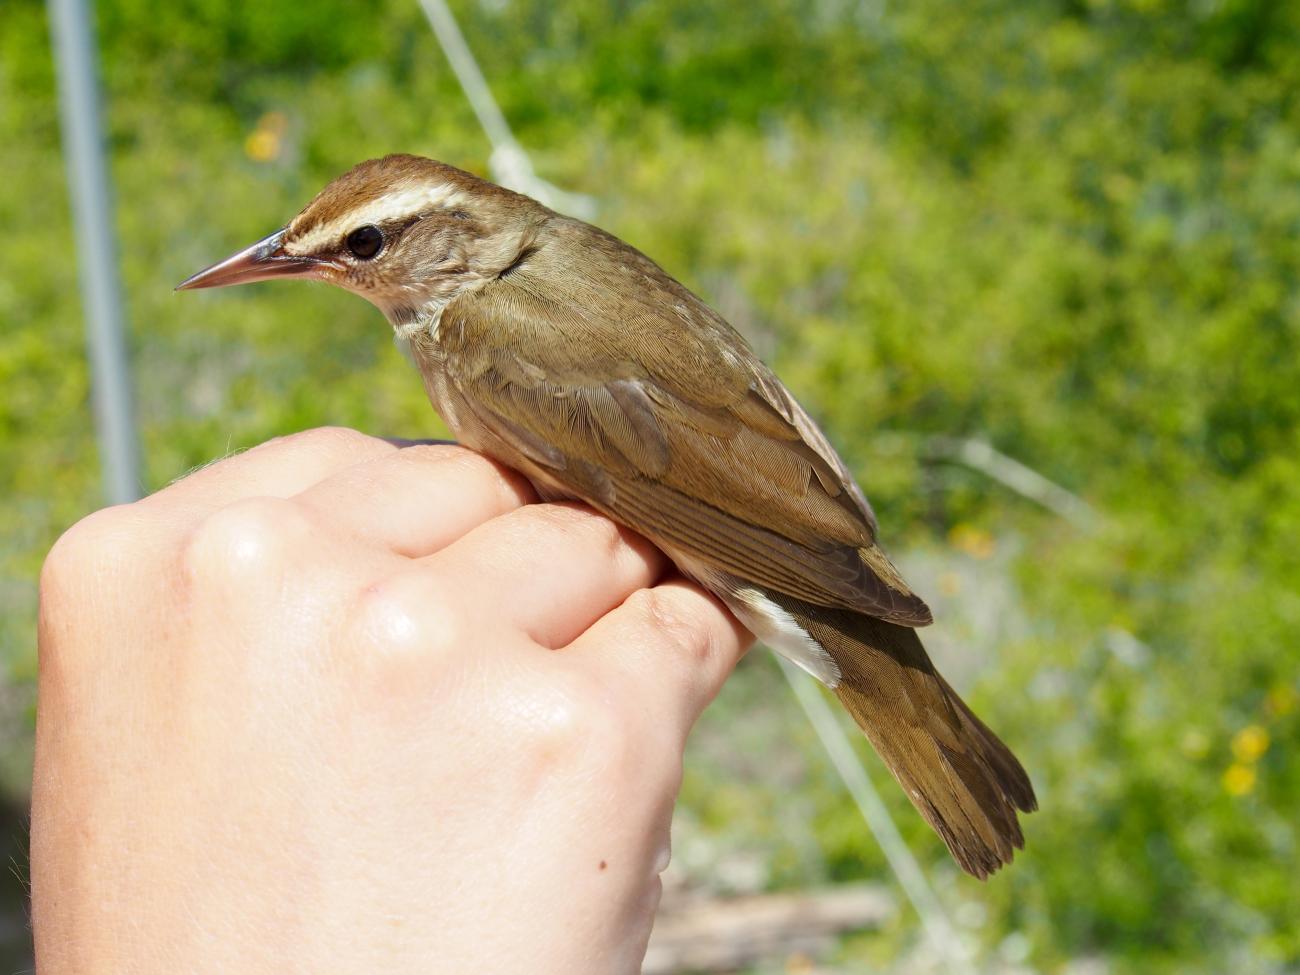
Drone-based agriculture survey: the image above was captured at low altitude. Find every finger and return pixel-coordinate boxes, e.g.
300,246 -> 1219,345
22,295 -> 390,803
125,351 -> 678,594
565,578 -> 753,738
293,444 -> 537,558
381,437 -> 454,448
147,427 -> 396,513
417,502 -> 668,648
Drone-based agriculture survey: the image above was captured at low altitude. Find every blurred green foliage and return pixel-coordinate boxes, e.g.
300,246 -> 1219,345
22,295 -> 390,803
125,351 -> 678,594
2,0 -> 1298,970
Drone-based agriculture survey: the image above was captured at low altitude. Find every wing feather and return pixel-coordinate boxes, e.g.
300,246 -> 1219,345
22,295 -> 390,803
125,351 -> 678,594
436,232 -> 931,626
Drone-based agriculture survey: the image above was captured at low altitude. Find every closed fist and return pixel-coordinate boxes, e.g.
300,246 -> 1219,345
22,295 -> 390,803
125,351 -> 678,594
32,428 -> 750,975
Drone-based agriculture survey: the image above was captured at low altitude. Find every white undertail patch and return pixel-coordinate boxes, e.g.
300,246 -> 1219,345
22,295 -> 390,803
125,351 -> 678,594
732,588 -> 842,687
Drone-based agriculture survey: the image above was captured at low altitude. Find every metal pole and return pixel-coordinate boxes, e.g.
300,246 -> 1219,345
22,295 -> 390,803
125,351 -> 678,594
47,0 -> 142,504
416,0 -> 597,218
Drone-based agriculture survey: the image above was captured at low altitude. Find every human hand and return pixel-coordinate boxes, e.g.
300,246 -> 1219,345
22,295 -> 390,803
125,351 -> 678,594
32,428 -> 751,974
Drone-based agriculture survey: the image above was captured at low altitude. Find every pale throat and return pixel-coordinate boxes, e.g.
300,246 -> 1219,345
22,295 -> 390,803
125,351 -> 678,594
388,300 -> 447,369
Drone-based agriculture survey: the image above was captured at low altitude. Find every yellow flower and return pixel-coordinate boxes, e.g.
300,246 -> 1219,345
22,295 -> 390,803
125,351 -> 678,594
244,111 -> 288,163
1222,763 -> 1256,797
1231,725 -> 1270,764
244,130 -> 280,162
949,523 -> 996,560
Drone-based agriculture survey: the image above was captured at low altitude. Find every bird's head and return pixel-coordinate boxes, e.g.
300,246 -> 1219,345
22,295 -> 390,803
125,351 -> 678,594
178,154 -> 543,326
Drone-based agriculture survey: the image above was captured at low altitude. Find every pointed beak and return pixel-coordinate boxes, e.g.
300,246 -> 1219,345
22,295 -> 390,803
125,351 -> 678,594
175,228 -> 326,291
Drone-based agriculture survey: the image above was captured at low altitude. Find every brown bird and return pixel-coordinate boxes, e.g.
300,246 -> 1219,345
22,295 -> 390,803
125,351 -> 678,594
178,154 -> 1035,877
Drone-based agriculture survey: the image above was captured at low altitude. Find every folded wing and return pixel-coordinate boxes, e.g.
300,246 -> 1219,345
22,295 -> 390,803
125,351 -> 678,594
437,231 -> 931,626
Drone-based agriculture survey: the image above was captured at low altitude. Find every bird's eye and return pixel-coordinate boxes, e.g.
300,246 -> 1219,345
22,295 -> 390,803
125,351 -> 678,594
346,225 -> 384,260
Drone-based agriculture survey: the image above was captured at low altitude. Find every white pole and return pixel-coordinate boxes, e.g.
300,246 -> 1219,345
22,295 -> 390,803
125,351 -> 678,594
47,0 -> 142,504
416,0 -> 597,219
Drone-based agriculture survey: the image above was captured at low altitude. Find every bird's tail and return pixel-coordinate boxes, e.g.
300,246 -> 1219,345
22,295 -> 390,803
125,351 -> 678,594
782,596 -> 1036,879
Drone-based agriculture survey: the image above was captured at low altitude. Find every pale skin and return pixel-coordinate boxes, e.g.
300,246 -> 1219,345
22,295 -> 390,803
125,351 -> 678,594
31,427 -> 752,974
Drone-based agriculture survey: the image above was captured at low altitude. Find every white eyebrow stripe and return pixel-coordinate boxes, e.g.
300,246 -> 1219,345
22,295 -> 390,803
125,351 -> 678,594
364,185 -> 469,223
287,182 -> 469,254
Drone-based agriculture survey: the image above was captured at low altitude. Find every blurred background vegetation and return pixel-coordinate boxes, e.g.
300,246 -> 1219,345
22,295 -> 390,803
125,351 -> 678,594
3,0 -> 1299,970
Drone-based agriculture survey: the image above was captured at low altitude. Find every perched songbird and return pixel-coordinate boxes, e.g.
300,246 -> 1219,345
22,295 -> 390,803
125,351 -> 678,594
179,155 -> 1036,877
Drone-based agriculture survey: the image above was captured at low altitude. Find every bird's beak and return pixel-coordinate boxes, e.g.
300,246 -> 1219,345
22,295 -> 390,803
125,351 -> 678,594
175,228 -> 325,291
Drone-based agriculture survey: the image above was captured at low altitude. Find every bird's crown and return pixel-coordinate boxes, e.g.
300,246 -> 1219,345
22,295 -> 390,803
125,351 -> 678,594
178,154 -> 543,322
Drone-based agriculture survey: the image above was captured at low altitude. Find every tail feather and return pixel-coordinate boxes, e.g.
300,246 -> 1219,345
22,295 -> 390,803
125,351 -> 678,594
781,596 -> 1035,879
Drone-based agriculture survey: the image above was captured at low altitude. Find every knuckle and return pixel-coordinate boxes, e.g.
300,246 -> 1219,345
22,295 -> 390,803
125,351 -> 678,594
269,426 -> 389,465
398,442 -> 476,469
627,587 -> 716,666
645,875 -> 665,915
181,496 -> 308,583
407,444 -> 531,501
39,505 -> 144,669
530,503 -> 624,552
347,573 -> 464,688
283,425 -> 379,453
41,504 -> 139,590
508,667 -> 630,776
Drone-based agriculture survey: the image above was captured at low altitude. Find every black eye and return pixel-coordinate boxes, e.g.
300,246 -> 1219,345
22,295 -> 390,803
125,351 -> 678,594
346,225 -> 383,260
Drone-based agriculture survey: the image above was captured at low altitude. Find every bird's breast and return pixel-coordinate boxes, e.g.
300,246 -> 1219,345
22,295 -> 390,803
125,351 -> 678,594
413,354 -> 479,451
